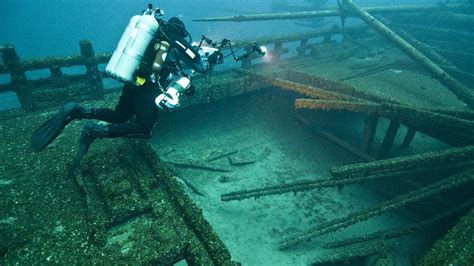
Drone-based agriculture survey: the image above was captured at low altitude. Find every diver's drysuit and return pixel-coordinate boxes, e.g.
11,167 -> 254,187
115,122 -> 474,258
31,15 -> 213,173
70,17 -> 212,171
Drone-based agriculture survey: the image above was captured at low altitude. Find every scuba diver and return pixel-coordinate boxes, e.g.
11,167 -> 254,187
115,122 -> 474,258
31,4 -> 266,173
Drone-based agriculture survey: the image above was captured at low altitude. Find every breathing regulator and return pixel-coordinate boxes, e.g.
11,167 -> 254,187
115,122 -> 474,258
105,3 -> 267,112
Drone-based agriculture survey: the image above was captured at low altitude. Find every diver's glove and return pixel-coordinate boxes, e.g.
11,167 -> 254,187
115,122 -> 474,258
155,75 -> 191,111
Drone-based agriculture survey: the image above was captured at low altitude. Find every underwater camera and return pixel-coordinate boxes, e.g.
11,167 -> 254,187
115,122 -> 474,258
197,36 -> 267,63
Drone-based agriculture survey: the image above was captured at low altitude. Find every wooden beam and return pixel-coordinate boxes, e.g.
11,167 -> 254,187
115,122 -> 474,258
362,114 -> 379,154
330,145 -> 474,179
294,87 -> 474,147
378,120 -> 400,159
278,168 -> 474,250
193,4 -> 464,22
401,127 -> 417,149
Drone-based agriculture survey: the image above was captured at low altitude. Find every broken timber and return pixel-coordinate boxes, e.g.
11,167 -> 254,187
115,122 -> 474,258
310,239 -> 386,265
418,207 -> 474,265
163,159 -> 231,173
193,4 -> 463,22
240,70 -> 355,101
278,168 -> 474,250
342,0 -> 474,109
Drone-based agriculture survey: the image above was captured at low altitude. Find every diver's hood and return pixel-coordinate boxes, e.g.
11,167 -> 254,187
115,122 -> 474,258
166,17 -> 187,39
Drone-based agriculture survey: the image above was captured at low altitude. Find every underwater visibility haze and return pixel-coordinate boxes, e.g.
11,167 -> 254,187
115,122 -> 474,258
1,0 -> 473,265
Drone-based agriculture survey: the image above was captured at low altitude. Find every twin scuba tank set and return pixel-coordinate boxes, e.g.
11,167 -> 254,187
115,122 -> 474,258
105,4 -> 267,111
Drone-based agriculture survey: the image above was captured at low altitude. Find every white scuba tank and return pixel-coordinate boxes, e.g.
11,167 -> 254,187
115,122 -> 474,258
106,14 -> 159,84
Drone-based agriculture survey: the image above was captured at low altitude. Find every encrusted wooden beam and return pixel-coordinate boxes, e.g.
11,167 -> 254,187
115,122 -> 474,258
240,70 -> 354,100
220,158 -> 474,202
310,240 -> 386,265
278,169 -> 474,250
193,4 -> 463,22
294,99 -> 474,146
221,175 -> 378,202
322,199 -> 474,249
330,145 -> 474,180
419,207 -> 474,265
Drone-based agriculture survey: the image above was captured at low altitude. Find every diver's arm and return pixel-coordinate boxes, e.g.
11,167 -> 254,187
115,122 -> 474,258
155,75 -> 191,111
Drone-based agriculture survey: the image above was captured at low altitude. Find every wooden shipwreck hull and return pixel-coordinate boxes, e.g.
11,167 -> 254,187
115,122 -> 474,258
1,2 -> 473,264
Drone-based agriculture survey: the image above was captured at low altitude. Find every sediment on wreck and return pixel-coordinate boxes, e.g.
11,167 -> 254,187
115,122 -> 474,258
0,105 -> 235,265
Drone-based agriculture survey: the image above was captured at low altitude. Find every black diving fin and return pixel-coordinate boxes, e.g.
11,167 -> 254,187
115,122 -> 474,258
31,102 -> 81,152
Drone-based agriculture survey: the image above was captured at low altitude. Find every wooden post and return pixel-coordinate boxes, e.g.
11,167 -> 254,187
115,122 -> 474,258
49,65 -> 63,77
323,33 -> 331,43
1,45 -> 30,108
297,39 -> 308,57
378,120 -> 400,159
362,114 -> 379,154
401,128 -> 416,149
272,42 -> 283,63
79,40 -> 102,89
1,46 -> 26,85
342,0 -> 474,109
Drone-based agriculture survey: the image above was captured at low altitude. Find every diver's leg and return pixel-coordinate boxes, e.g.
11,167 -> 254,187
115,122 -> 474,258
69,119 -> 156,174
69,121 -> 108,175
69,84 -> 158,173
86,84 -> 136,123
